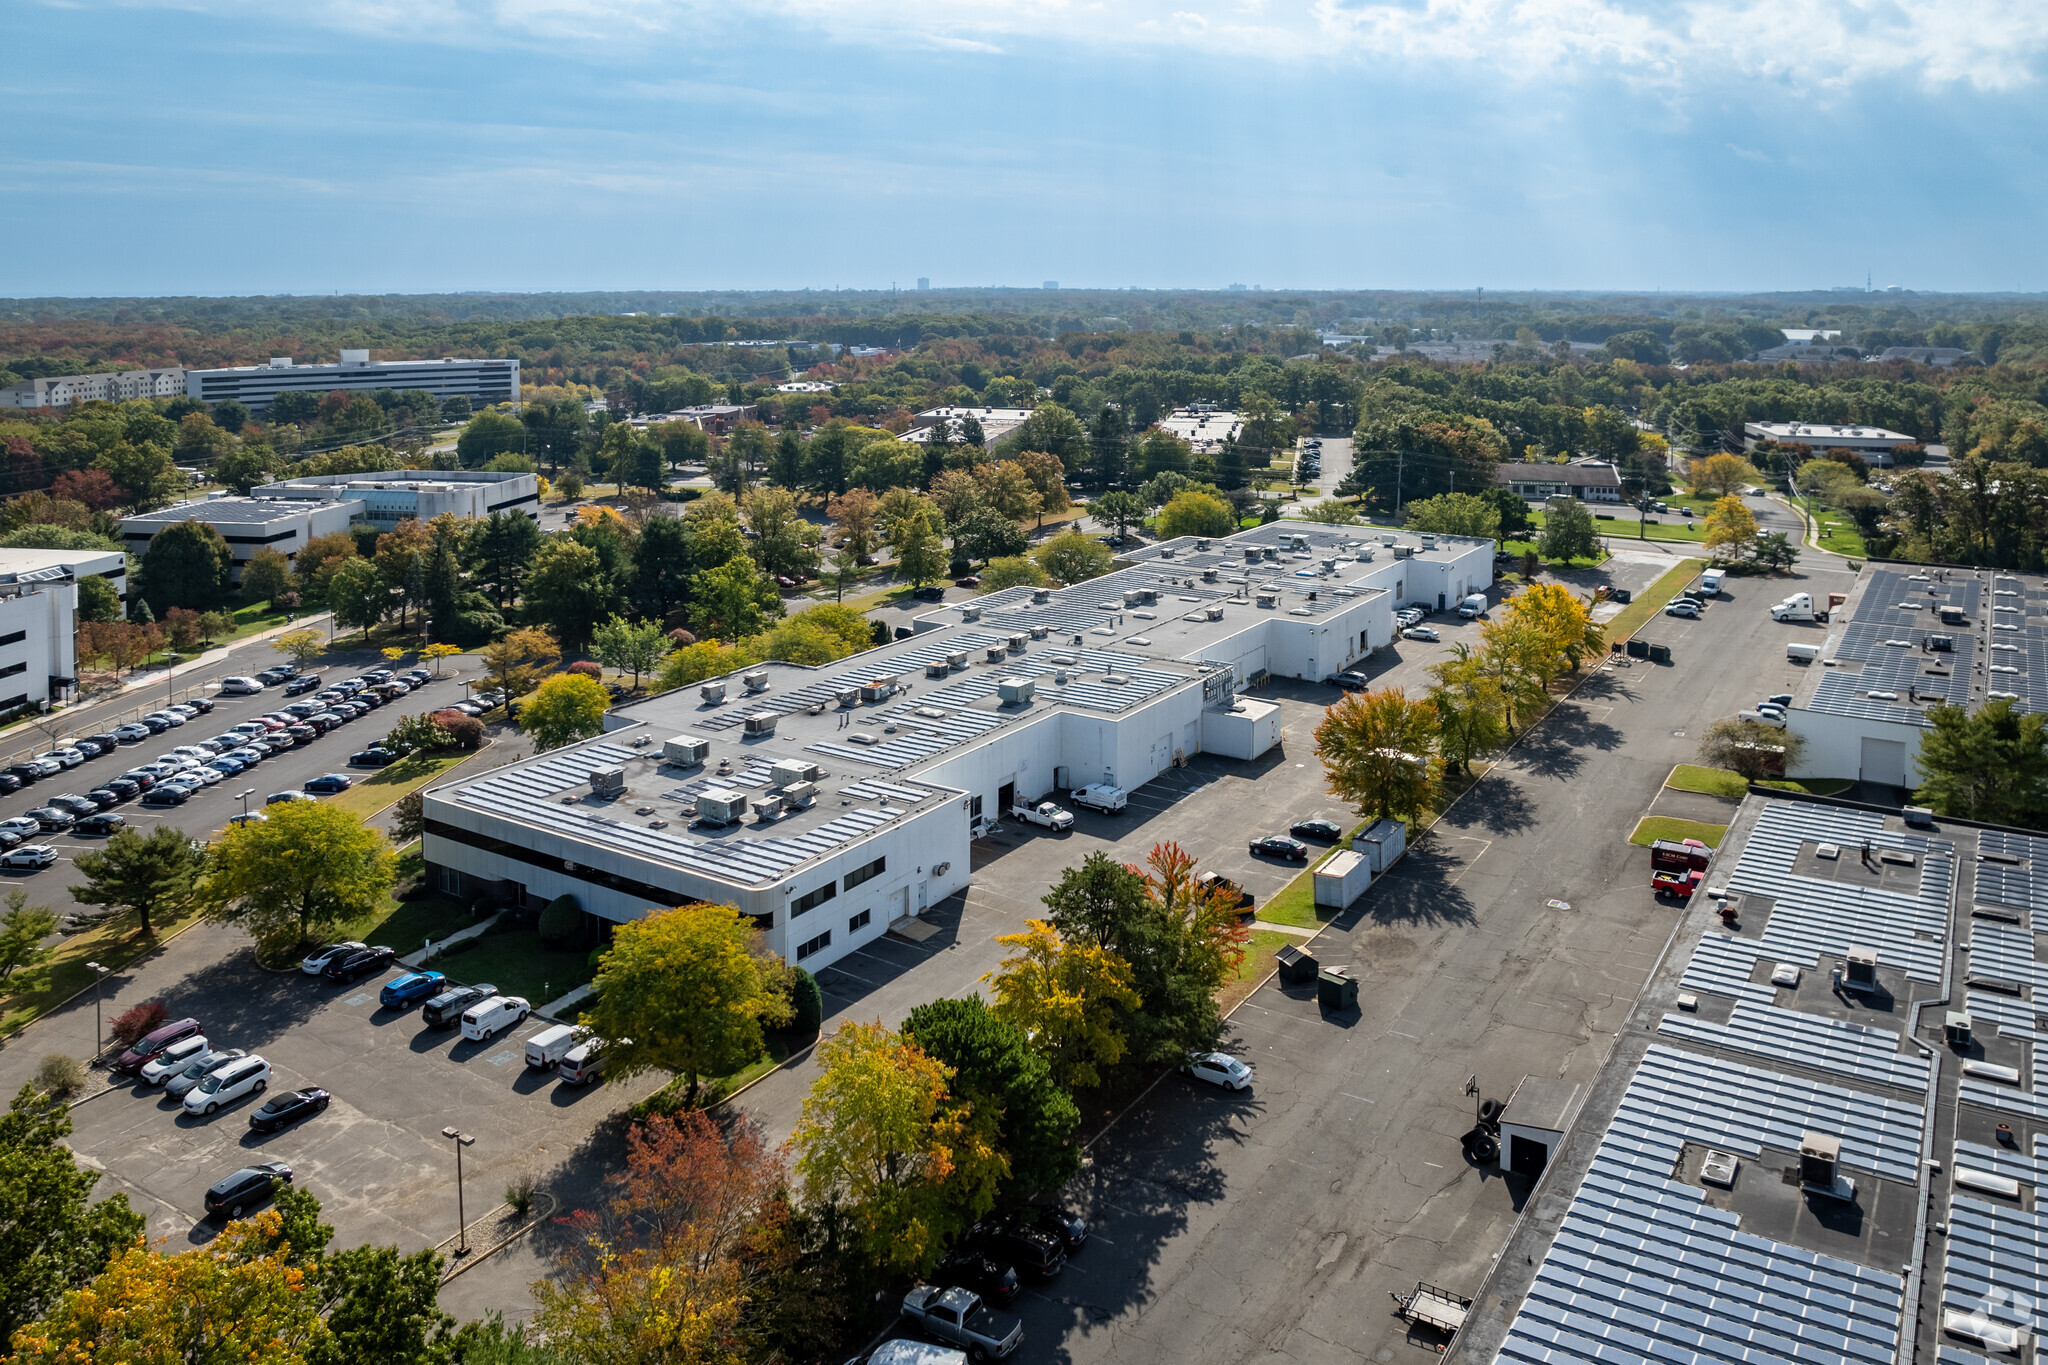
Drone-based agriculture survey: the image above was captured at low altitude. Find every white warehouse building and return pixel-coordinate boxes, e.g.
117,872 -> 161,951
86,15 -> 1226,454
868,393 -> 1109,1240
184,351 -> 519,413
420,521 -> 1493,973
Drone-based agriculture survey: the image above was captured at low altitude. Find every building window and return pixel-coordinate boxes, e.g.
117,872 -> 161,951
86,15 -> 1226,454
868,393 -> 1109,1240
791,880 -> 837,916
796,930 -> 832,961
849,908 -> 871,934
0,663 -> 26,680
844,856 -> 885,890
970,795 -> 983,820
0,631 -> 24,648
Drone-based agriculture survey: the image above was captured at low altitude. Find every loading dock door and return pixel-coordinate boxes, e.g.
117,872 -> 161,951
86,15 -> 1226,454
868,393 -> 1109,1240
1860,737 -> 1908,787
1509,1134 -> 1549,1177
998,780 -> 1015,814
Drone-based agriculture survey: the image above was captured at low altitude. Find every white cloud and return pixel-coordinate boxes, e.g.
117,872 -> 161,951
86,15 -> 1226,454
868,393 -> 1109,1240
84,0 -> 2048,91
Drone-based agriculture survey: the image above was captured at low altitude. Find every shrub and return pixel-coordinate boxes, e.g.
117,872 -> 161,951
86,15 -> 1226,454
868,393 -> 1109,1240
505,1171 -> 538,1216
434,711 -> 485,750
537,894 -> 584,949
557,473 -> 584,500
35,1053 -> 85,1100
567,661 -> 603,681
790,966 -> 824,1037
109,999 -> 168,1047
666,628 -> 697,647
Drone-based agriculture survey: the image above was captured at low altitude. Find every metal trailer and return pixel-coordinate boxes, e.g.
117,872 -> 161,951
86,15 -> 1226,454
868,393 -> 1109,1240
1390,1281 -> 1472,1348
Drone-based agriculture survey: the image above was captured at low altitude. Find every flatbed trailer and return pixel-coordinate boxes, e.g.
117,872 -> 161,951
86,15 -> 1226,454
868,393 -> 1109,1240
1391,1280 -> 1472,1347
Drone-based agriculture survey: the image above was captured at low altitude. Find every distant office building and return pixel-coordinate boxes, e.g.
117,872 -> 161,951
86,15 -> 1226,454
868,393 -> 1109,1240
917,278 -> 930,291
904,407 -> 1035,447
2,368 -> 187,409
1042,281 -> 1059,290
641,404 -> 757,435
1743,422 -> 1918,460
0,549 -> 126,708
1780,328 -> 1842,343
122,498 -> 356,584
1494,462 -> 1623,503
251,470 -> 539,527
1877,346 -> 1970,367
1158,407 -> 1243,454
184,351 -> 519,413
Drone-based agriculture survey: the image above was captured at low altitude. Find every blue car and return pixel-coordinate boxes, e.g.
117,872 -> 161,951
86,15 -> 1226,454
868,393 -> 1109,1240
378,970 -> 447,1009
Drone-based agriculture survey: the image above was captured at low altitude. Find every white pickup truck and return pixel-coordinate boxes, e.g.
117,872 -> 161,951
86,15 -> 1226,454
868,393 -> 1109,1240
1009,800 -> 1075,832
901,1285 -> 1023,1360
1069,785 -> 1128,814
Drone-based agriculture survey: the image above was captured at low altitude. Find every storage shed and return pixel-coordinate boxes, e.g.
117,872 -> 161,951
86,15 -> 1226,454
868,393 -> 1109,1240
1276,945 -> 1319,984
1353,818 -> 1407,873
1497,1075 -> 1583,1178
1313,849 -> 1371,910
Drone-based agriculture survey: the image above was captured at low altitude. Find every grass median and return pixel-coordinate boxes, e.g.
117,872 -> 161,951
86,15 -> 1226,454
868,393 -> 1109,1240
1667,763 -> 1856,800
325,750 -> 472,822
1604,558 -> 1708,641
1628,816 -> 1728,848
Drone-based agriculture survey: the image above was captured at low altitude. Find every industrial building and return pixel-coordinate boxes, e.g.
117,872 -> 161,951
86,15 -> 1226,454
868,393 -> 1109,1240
904,407 -> 1035,447
2,367 -> 187,409
0,548 -> 128,709
183,351 -> 519,413
1493,461 -> 1623,503
421,520 -> 1494,973
121,498 -> 355,584
1460,791 -> 2048,1365
1743,421 -> 1920,459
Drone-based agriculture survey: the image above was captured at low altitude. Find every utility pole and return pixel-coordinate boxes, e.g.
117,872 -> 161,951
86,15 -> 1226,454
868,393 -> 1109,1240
1395,451 -> 1405,517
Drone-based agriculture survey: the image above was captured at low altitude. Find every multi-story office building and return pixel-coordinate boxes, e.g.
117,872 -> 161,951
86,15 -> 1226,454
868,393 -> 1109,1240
250,470 -> 540,528
183,351 -> 518,413
0,548 -> 129,708
120,498 -> 356,584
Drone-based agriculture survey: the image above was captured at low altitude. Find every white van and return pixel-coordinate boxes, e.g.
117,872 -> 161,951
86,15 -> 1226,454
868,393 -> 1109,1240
559,1039 -> 607,1086
1456,593 -> 1488,618
183,1055 -> 271,1115
461,995 -> 530,1042
869,1343 -> 967,1365
524,1023 -> 577,1070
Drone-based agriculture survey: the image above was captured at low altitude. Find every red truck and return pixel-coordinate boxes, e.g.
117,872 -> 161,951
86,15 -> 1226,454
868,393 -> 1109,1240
1650,838 -> 1712,900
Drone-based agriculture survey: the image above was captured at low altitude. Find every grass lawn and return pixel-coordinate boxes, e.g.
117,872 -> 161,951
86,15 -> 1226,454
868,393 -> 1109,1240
1628,816 -> 1729,848
1604,558 -> 1708,640
1761,776 -> 1856,796
827,581 -> 916,614
224,602 -> 295,644
1254,769 -> 1488,931
1812,517 -> 1869,557
1667,764 -> 1749,800
326,750 -> 473,821
0,897 -> 212,1038
430,927 -> 594,1005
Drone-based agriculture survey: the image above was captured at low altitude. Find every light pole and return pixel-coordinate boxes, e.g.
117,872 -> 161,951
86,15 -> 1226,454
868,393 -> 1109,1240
85,960 -> 109,1059
442,1127 -> 477,1255
237,789 -> 256,821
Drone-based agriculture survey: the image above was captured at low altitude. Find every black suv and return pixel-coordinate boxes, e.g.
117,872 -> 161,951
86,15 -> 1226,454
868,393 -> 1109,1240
420,981 -> 500,1029
970,1220 -> 1065,1280
284,675 -> 321,696
204,1161 -> 293,1219
936,1249 -> 1021,1307
322,945 -> 396,983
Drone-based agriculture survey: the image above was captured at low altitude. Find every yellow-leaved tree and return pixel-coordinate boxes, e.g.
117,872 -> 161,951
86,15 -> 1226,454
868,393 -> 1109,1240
1503,581 -> 1605,671
1312,687 -> 1441,823
790,1022 -> 1005,1277
1687,453 -> 1761,498
1702,495 -> 1760,561
984,919 -> 1141,1090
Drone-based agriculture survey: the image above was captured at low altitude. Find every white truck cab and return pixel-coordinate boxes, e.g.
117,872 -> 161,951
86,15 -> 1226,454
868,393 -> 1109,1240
1009,800 -> 1075,832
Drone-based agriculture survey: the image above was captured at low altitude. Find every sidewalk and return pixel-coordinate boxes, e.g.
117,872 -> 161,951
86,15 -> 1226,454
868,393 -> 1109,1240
399,910 -> 500,969
537,983 -> 594,1019
118,612 -> 334,695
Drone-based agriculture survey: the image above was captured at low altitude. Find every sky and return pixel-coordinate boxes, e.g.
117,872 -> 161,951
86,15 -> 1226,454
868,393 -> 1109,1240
5,0 -> 2048,296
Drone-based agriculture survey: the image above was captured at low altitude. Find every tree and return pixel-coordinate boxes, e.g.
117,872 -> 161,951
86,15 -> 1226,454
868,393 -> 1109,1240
583,903 -> 790,1107
1428,645 -> 1510,775
482,626 -> 561,698
422,641 -> 462,675
0,1084 -> 147,1348
383,711 -> 453,756
953,506 -> 1028,565
213,444 -> 279,495
1300,500 -> 1361,524
984,920 -> 1140,1089
1088,490 -> 1144,540
0,890 -> 57,984
7,1212 -> 324,1365
294,530 -> 359,599
202,802 -> 398,953
790,1021 -> 1004,1277
523,538 -> 612,651
904,996 -> 1081,1197
49,469 -> 124,512
690,555 -> 782,642
1476,615 -> 1561,731
309,1243 -> 458,1365
1314,687 -> 1440,823
239,545 -> 293,607
1031,530 -> 1114,585
928,468 -> 984,530
975,459 -> 1043,526
1697,719 -> 1806,782
1405,491 -> 1501,540
68,825 -> 204,938
1536,497 -> 1600,565
1702,495 -> 1759,562
1504,581 -> 1604,671
458,411 -> 526,468
371,518 -> 433,629
892,510 -> 947,588
135,519 -> 232,616
327,556 -> 388,641
1011,403 -> 1086,464
743,486 -> 821,582
591,615 -> 668,690
1154,490 -> 1232,540
96,440 -> 183,511
979,556 -> 1048,592
472,509 -> 544,608
74,574 -> 119,624
274,628 -> 326,667
519,673 -> 611,751
1914,699 -> 2048,826
827,487 -> 881,563
1687,452 -> 1761,498
1750,530 -> 1800,572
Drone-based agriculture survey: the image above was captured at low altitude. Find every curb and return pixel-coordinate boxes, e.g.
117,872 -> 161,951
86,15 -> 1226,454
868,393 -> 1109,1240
436,1190 -> 560,1285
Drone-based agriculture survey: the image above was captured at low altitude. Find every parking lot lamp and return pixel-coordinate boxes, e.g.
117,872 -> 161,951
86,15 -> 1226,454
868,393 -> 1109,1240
442,1127 -> 477,1254
85,960 -> 109,1059
237,789 -> 256,820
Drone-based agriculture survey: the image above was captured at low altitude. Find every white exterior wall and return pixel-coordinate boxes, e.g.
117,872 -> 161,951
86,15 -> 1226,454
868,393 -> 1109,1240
0,590 -> 65,705
1201,699 -> 1282,760
1785,707 -> 1929,786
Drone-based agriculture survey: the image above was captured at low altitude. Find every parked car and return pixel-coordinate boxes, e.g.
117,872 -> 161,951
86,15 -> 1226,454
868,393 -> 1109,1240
38,748 -> 83,769
969,1220 -> 1065,1280
48,794 -> 100,816
321,945 -> 395,983
2,765 -> 39,786
283,675 -> 321,696
227,811 -> 268,827
83,787 -> 123,808
1195,870 -> 1252,910
379,970 -> 448,1009
23,757 -> 60,777
912,585 -> 946,601
558,1039 -> 607,1085
247,1086 -> 330,1134
267,791 -> 314,806
102,777 -> 140,799
218,676 -> 266,695
350,746 -> 399,767
113,723 -> 152,743
421,982 -> 500,1029
74,813 -> 126,836
1402,626 -> 1440,642
141,785 -> 190,806
1328,671 -> 1370,690
954,575 -> 981,588
113,1017 -> 203,1075
303,774 -> 353,795
144,710 -> 185,729
164,1047 -> 247,1097
120,768 -> 158,790
0,774 -> 22,794
900,1285 -> 1024,1359
460,995 -> 531,1042
301,941 -> 367,976
1183,1051 -> 1253,1090
203,1160 -> 292,1217
26,807 -> 74,831
1290,818 -> 1343,842
1250,834 -> 1310,862
1665,601 -> 1701,619
138,1034 -> 212,1086
185,1056 -> 271,1115
1027,1206 -> 1090,1253
935,1249 -> 1022,1308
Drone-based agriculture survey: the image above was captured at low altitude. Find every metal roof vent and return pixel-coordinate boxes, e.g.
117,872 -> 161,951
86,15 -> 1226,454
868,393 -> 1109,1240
742,669 -> 770,693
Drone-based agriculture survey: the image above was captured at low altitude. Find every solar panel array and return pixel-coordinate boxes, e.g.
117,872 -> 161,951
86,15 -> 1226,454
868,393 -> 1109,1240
1678,931 -> 1776,1005
1806,567 -> 1985,726
1495,1047 -> 1910,1365
1657,1001 -> 1930,1093
1944,1194 -> 2048,1344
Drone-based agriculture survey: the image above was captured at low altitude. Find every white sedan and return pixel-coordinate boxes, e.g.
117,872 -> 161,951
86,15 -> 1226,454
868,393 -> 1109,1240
1401,626 -> 1441,642
1183,1052 -> 1253,1091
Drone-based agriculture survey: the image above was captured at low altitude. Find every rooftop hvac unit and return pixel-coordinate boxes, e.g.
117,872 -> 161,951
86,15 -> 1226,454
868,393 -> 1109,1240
742,669 -> 770,693
1392,545 -> 1414,559
1322,558 -> 1338,572
960,604 -> 981,621
753,794 -> 784,821
1202,567 -> 1218,582
589,767 -> 626,798
1031,588 -> 1051,604
1255,591 -> 1278,608
1007,634 -> 1026,653
1381,534 -> 1397,545
771,758 -> 821,787
1358,546 -> 1376,561
1195,538 -> 1211,551
1288,535 -> 1309,551
696,788 -> 748,825
1798,1133 -> 1846,1197
700,681 -> 727,704
1244,548 -> 1261,563
998,677 -> 1036,704
780,780 -> 817,809
836,688 -> 860,707
1205,605 -> 1225,621
1843,947 -> 1878,991
945,650 -> 968,670
986,646 -> 1008,664
859,675 -> 899,701
925,660 -> 950,678
743,711 -> 779,736
1029,624 -> 1049,639
662,735 -> 710,767
1419,534 -> 1437,549
1262,547 -> 1279,560
1054,668 -> 1069,684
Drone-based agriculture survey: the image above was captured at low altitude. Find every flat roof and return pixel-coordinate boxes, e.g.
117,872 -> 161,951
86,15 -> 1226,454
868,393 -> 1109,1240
122,497 -> 309,527
186,357 -> 514,375
256,470 -> 528,491
1747,421 -> 1914,442
1121,517 -> 1491,572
